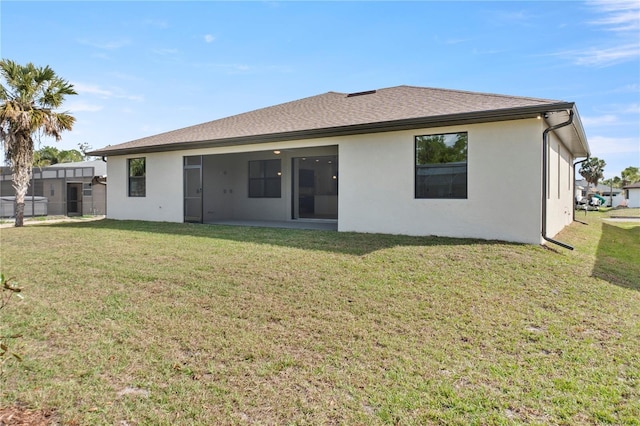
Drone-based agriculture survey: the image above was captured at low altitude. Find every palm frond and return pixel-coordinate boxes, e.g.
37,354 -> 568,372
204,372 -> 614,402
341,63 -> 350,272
0,59 -> 77,225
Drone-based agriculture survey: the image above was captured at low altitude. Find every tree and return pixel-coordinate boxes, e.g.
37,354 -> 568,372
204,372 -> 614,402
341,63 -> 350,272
33,145 -> 83,167
416,133 -> 467,164
579,157 -> 606,191
621,166 -> 640,186
602,176 -> 621,188
77,142 -> 94,160
0,60 -> 76,226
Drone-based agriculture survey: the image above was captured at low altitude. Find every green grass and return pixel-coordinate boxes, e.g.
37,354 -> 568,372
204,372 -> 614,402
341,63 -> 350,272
1,210 -> 639,425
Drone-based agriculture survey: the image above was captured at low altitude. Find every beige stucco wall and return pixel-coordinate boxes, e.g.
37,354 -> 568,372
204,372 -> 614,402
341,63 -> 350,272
105,117 -> 581,244
85,183 -> 107,215
626,188 -> 640,208
339,119 -> 544,244
544,131 -> 576,238
200,145 -> 338,222
106,140 -> 338,223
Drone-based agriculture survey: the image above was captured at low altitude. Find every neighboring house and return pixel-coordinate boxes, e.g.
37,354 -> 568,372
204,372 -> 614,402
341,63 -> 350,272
623,182 -> 640,208
575,179 -> 624,207
89,85 -> 590,246
0,160 -> 107,217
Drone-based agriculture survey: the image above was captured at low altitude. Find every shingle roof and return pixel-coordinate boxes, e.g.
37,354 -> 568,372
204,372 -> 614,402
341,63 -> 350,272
90,85 -> 580,156
575,179 -> 623,193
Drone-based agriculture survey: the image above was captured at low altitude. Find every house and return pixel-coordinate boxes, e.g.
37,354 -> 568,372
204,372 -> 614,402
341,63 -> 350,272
623,182 -> 640,208
89,85 -> 590,246
0,160 -> 107,217
575,179 -> 624,207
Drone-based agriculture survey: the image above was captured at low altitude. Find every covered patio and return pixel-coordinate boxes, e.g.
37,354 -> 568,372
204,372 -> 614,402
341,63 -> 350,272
184,145 -> 339,225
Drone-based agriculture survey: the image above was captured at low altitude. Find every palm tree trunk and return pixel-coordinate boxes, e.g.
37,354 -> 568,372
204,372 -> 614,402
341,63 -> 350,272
14,200 -> 25,227
10,134 -> 34,227
13,163 -> 31,227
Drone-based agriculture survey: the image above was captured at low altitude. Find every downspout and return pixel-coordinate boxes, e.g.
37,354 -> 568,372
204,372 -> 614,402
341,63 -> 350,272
542,110 -> 575,250
573,156 -> 589,223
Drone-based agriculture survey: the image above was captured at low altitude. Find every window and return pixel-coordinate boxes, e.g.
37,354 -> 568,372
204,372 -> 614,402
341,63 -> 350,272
415,132 -> 468,199
32,180 -> 44,196
128,157 -> 146,197
248,159 -> 281,198
83,182 -> 92,197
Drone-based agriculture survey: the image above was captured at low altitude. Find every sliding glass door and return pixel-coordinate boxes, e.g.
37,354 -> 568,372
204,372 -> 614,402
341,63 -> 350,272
292,156 -> 338,219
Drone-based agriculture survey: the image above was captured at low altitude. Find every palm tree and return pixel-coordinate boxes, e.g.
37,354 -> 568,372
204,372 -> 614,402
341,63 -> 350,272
33,146 -> 83,167
621,166 -> 640,186
0,60 -> 76,226
579,157 -> 606,192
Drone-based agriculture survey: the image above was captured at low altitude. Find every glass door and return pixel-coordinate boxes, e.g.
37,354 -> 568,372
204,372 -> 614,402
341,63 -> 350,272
292,156 -> 338,219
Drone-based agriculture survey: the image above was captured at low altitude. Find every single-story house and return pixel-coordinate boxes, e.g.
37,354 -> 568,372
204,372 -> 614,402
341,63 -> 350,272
0,160 -> 107,217
89,85 -> 590,247
575,179 -> 625,207
623,182 -> 640,208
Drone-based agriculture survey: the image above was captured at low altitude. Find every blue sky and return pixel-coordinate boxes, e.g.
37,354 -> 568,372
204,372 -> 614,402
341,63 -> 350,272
1,0 -> 639,179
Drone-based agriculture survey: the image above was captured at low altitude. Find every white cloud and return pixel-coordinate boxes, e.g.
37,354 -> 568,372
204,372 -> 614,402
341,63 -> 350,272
588,0 -> 640,32
596,102 -> 640,114
588,135 -> 640,154
555,1 -> 640,67
613,83 -> 640,93
581,114 -> 618,126
571,43 -> 640,67
65,101 -> 103,113
74,83 -> 113,98
73,82 -> 143,102
204,34 -> 215,43
624,103 -> 640,114
125,94 -> 144,102
77,38 -> 131,50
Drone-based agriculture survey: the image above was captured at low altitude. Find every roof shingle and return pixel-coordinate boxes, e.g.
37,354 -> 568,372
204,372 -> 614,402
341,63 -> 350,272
90,85 -> 572,156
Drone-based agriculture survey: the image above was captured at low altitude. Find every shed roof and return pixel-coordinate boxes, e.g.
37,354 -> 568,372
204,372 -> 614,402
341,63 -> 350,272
90,85 -> 589,157
46,160 -> 107,176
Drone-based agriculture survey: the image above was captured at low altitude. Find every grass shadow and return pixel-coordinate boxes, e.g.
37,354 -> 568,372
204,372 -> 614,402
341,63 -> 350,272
592,221 -> 640,291
43,218 -> 519,256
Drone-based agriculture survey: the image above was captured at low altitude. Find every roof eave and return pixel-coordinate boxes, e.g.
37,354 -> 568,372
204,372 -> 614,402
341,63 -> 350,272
89,103 -> 574,157
569,104 -> 591,158
543,104 -> 590,158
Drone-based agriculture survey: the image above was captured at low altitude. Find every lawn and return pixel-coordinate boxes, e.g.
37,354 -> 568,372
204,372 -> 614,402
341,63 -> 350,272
0,210 -> 639,425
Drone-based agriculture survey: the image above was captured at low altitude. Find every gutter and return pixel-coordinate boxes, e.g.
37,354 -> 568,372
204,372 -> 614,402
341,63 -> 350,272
542,109 -> 575,250
88,103 -> 575,157
572,156 -> 589,223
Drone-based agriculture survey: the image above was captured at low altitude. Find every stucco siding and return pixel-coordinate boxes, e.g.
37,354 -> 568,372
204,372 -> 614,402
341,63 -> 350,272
338,119 -> 543,244
103,118 -> 584,245
545,132 -> 576,238
107,152 -> 183,222
627,188 -> 640,208
106,140 -> 338,222
202,152 -> 288,222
